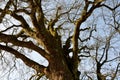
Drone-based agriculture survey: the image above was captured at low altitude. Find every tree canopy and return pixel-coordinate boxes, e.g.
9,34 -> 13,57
0,0 -> 120,80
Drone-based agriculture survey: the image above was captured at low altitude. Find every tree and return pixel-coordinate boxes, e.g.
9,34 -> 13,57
0,0 -> 120,80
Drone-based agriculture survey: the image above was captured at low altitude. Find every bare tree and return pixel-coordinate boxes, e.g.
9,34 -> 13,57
0,0 -> 120,80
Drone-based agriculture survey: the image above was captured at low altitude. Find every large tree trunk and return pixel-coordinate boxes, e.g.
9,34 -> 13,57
45,51 -> 74,80
48,59 -> 74,80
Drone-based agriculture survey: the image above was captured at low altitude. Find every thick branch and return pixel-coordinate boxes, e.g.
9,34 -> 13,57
72,0 -> 98,56
71,2 -> 104,79
72,0 -> 98,68
0,44 -> 47,74
10,13 -> 29,29
10,12 -> 35,36
29,0 -> 45,31
30,0 -> 46,30
0,33 -> 50,60
15,9 -> 30,15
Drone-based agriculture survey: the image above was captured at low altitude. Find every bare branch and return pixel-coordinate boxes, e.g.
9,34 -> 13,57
0,44 -> 47,74
79,27 -> 95,42
106,56 -> 120,62
101,3 -> 120,11
11,12 -> 31,30
0,0 -> 12,22
111,63 -> 120,80
0,25 -> 21,32
0,33 -> 50,60
15,9 -> 30,15
100,35 -> 112,65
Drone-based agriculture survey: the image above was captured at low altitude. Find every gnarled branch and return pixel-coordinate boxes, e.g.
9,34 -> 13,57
0,44 -> 47,74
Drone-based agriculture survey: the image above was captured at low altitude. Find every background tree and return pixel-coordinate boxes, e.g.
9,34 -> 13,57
0,0 -> 120,80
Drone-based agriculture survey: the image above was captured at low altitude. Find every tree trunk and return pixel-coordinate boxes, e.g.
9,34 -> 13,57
46,52 -> 74,80
97,64 -> 105,80
40,35 -> 78,80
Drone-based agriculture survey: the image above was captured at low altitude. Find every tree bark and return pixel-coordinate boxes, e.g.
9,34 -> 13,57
48,59 -> 74,80
97,63 -> 105,80
45,50 -> 74,80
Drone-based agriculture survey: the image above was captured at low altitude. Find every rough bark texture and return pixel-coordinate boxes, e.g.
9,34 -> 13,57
47,55 -> 74,80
